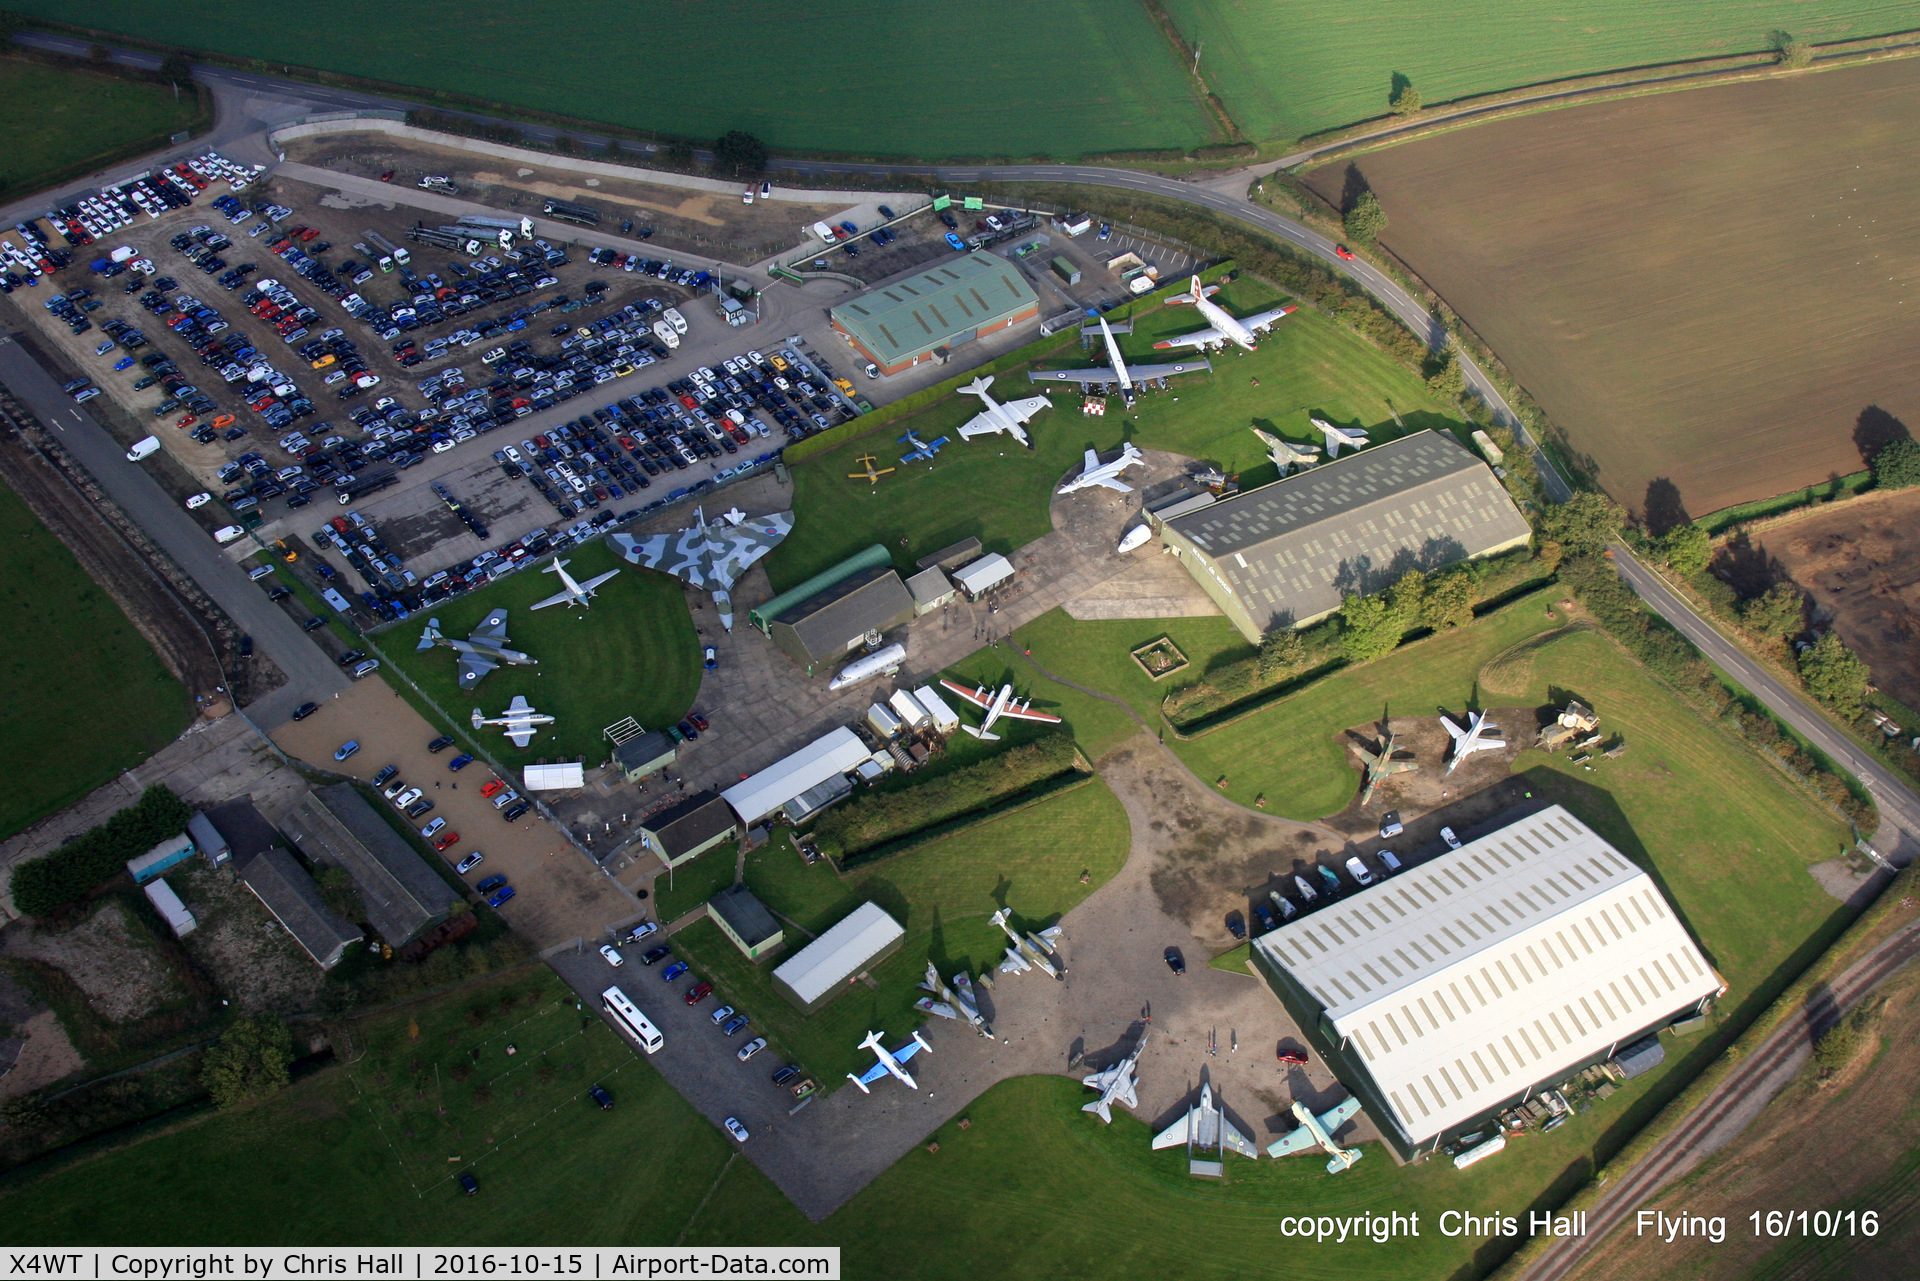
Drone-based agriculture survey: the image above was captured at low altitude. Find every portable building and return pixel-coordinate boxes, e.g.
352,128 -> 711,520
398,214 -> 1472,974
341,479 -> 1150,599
126,832 -> 196,884
142,877 -> 197,938
772,902 -> 906,1013
523,763 -> 586,791
889,689 -> 932,731
912,685 -> 961,734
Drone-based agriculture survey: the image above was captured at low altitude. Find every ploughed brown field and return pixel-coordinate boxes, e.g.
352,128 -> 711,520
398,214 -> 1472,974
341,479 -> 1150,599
1307,56 -> 1920,520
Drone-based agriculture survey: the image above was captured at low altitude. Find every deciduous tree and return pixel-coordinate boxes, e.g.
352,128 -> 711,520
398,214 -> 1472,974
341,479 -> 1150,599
1662,522 -> 1711,577
1771,30 -> 1813,68
1343,191 -> 1387,244
1741,581 -> 1806,638
1389,82 -> 1421,115
1257,627 -> 1305,679
202,1017 -> 294,1109
713,130 -> 768,177
1798,632 -> 1871,717
1871,437 -> 1920,490
1420,568 -> 1474,630
1538,491 -> 1625,556
1340,592 -> 1400,662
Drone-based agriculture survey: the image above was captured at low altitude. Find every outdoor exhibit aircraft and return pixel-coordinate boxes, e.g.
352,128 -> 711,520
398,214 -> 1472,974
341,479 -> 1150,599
917,960 -> 993,1037
1081,1028 -> 1148,1123
415,608 -> 535,690
938,679 -> 1065,741
471,695 -> 554,748
1027,315 -> 1211,397
1153,1082 -> 1260,1175
848,454 -> 895,485
846,1029 -> 933,1093
828,643 -> 907,691
955,375 -> 1050,447
610,506 -> 795,630
1355,728 -> 1417,805
1057,441 -> 1146,495
1251,425 -> 1321,476
1443,709 -> 1505,774
1266,1097 -> 1365,1174
1315,416 -> 1371,458
529,557 -> 619,610
990,907 -> 1065,979
1154,276 -> 1297,352
898,431 -> 949,464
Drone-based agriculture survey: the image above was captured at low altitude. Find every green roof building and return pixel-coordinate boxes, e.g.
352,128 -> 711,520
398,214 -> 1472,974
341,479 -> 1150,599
830,255 -> 1039,375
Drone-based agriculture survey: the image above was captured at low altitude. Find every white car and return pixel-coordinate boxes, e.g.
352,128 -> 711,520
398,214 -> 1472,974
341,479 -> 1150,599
392,787 -> 422,809
599,944 -> 624,968
432,438 -> 457,454
455,851 -> 484,874
736,1037 -> 767,1062
1344,855 -> 1376,887
1441,826 -> 1463,850
185,492 -> 213,509
723,1116 -> 749,1143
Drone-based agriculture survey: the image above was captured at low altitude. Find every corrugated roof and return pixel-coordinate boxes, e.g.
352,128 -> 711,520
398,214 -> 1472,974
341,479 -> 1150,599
722,728 -> 872,824
831,256 -> 1038,366
952,553 -> 1015,595
241,847 -> 362,965
643,792 -> 737,858
773,566 -> 914,660
905,565 -> 955,607
279,786 -> 457,945
708,883 -> 782,949
1167,431 -> 1530,629
773,902 -> 905,1005
1253,806 -> 1719,1145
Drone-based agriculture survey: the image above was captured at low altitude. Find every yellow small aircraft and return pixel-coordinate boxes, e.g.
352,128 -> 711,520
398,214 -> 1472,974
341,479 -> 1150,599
848,454 -> 895,485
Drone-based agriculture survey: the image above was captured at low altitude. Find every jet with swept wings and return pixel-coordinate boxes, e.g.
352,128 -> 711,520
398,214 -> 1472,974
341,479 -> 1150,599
1154,1082 -> 1260,1176
416,608 -> 535,690
1251,425 -> 1321,476
1082,1027 -> 1148,1123
610,506 -> 794,630
1355,728 -> 1416,805
1315,416 -> 1371,458
1057,441 -> 1146,495
1443,709 -> 1504,775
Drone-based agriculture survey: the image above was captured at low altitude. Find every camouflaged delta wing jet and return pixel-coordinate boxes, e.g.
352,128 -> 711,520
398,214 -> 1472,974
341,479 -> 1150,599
416,608 -> 536,691
609,506 -> 795,630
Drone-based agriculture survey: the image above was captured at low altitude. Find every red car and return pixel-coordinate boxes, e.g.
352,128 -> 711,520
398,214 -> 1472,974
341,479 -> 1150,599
480,778 -> 506,798
684,982 -> 713,1006
1277,1048 -> 1309,1066
432,830 -> 460,851
1333,244 -> 1356,261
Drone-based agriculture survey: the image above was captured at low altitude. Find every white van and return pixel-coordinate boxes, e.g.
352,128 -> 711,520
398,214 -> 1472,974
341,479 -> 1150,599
125,436 -> 161,462
212,525 -> 246,544
662,307 -> 688,335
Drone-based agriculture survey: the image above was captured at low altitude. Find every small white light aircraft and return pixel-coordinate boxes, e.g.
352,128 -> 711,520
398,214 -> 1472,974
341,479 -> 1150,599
955,375 -> 1050,447
1154,275 -> 1297,352
1057,441 -> 1146,495
416,608 -> 535,690
990,907 -> 1065,980
1082,1028 -> 1148,1123
470,695 -> 555,748
1266,1097 -> 1365,1174
1251,425 -> 1321,476
1314,416 -> 1371,458
1027,316 -> 1211,396
1443,709 -> 1505,775
846,1029 -> 933,1093
938,680 -> 1064,740
529,557 -> 620,610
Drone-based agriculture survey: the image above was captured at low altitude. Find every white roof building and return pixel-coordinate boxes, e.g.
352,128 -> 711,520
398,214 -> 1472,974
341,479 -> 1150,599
913,684 -> 961,733
522,762 -> 585,791
142,877 -> 197,939
722,727 -> 870,825
772,901 -> 906,1012
1253,805 -> 1721,1154
951,553 -> 1015,597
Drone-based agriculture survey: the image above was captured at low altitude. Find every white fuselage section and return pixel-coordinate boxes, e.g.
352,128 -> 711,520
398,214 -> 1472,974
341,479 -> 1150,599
1098,317 -> 1134,391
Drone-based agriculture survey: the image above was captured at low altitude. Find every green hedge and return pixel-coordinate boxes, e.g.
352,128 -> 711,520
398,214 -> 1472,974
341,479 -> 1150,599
815,734 -> 1079,862
10,785 -> 192,917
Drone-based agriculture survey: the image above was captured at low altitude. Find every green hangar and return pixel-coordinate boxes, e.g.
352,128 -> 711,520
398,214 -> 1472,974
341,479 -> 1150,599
830,254 -> 1039,376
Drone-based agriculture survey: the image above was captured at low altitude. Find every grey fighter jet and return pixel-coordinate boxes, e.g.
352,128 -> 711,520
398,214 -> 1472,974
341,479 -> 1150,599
416,609 -> 536,691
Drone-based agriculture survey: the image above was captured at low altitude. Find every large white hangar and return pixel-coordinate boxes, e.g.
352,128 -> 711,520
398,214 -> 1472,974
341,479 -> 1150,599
1252,805 -> 1723,1158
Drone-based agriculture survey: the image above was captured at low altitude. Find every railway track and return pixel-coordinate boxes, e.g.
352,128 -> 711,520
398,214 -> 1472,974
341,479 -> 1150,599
1523,913 -> 1920,1281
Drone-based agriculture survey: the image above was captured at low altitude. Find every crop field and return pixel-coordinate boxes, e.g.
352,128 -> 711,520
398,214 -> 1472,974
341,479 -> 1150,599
380,541 -> 699,765
1163,0 -> 1912,143
16,0 -> 1214,160
766,278 -> 1466,591
0,482 -> 189,838
0,55 -> 203,197
1306,55 -> 1920,519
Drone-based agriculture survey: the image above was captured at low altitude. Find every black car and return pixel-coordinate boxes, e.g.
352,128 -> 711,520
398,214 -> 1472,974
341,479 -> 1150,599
588,1085 -> 614,1111
772,1064 -> 801,1087
291,701 -> 319,720
639,945 -> 672,966
428,734 -> 456,753
458,1171 -> 479,1196
238,635 -> 253,657
302,616 -> 326,632
501,800 -> 532,822
1224,911 -> 1246,941
1164,946 -> 1186,976
337,649 -> 366,667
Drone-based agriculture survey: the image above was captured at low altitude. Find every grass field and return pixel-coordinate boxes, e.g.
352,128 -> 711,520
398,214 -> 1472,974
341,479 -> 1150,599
0,481 -> 189,839
13,1 -> 1214,159
1306,54 -> 1920,519
0,55 -> 202,198
671,776 -> 1130,1086
766,278 -> 1466,591
1163,0 -> 1911,143
380,542 -> 699,766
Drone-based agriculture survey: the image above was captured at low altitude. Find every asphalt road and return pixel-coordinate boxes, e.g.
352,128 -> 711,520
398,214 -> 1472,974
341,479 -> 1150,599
0,332 -> 350,712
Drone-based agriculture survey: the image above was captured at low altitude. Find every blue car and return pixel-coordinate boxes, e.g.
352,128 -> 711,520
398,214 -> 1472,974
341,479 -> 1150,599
448,753 -> 474,771
113,356 -> 134,371
333,740 -> 360,762
722,1014 -> 750,1037
487,884 -> 516,907
662,960 -> 690,982
475,874 -> 507,893
945,232 -> 966,252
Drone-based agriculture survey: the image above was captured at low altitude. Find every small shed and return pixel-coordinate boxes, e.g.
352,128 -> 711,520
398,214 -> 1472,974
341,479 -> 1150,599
126,832 -> 196,885
917,537 -> 982,572
186,812 -> 231,866
1050,257 -> 1081,285
142,877 -> 197,938
707,883 -> 784,961
523,762 -> 585,791
951,553 -> 1015,598
889,689 -> 932,731
905,565 -> 957,615
1611,1036 -> 1666,1080
913,685 -> 962,734
867,702 -> 904,739
614,729 -> 678,782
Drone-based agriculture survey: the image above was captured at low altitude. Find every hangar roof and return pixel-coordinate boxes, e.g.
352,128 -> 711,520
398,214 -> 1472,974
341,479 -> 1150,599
831,255 -> 1038,366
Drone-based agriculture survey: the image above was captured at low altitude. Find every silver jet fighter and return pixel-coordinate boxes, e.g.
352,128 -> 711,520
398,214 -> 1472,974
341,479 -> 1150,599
471,695 -> 555,748
416,608 -> 536,691
1082,1027 -> 1148,1123
610,506 -> 795,630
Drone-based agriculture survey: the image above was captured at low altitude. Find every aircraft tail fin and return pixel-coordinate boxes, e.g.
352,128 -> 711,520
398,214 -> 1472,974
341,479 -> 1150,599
1189,274 -> 1204,301
962,725 -> 1000,741
1082,1098 -> 1113,1123
416,618 -> 444,650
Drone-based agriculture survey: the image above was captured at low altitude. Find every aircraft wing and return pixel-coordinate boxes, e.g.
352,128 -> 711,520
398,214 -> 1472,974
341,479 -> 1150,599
456,653 -> 498,690
506,727 -> 535,748
1121,358 -> 1212,380
1151,1110 -> 1192,1150
1000,705 -> 1064,725
957,408 -> 1024,443
529,588 -> 575,610
855,1059 -> 892,1087
1003,395 -> 1051,423
1317,1097 -> 1362,1134
701,514 -> 794,590
1154,326 -> 1224,350
938,680 -> 997,710
1220,1117 -> 1261,1160
1028,366 -> 1110,386
580,569 -> 621,593
471,609 -> 510,642
1267,1125 -> 1321,1157
997,947 -> 1031,974
1442,716 -> 1468,741
508,695 -> 530,712
1090,475 -> 1134,493
1241,304 -> 1297,333
891,1038 -> 926,1065
610,530 -> 674,571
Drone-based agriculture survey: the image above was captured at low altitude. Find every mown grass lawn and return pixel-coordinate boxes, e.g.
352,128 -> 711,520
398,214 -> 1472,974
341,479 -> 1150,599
0,56 -> 202,198
379,542 -> 699,766
767,280 -> 1466,592
0,482 -> 189,839
670,777 -> 1130,1087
